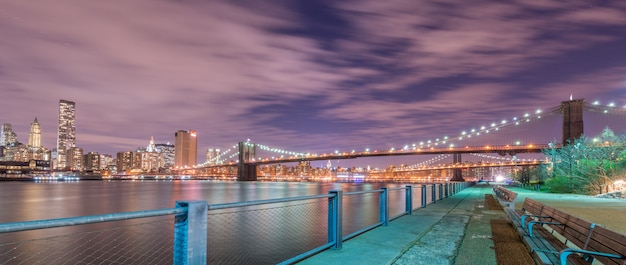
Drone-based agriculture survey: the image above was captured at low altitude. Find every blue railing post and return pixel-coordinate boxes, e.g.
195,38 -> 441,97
405,185 -> 412,215
421,185 -> 427,208
174,201 -> 208,265
379,188 -> 389,226
431,184 -> 436,203
328,190 -> 343,249
444,183 -> 449,198
439,184 -> 443,200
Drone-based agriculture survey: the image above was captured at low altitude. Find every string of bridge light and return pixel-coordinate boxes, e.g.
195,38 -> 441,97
429,109 -> 554,149
587,100 -> 626,114
363,107 -> 555,155
469,153 -> 541,162
405,154 -> 451,169
253,143 -> 310,161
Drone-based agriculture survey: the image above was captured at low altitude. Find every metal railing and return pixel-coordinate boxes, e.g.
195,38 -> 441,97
0,182 -> 471,265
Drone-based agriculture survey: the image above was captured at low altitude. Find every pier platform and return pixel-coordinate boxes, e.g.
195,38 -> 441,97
299,183 -> 504,265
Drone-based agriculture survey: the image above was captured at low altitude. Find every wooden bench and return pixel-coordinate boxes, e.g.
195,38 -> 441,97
492,185 -> 518,209
504,198 -> 626,265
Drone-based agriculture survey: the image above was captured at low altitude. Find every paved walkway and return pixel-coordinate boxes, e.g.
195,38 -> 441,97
298,183 -> 503,265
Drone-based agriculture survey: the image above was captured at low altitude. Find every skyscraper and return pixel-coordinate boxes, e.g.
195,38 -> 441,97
0,123 -> 18,147
174,130 -> 197,168
155,143 -> 175,168
57,99 -> 76,169
206,148 -> 221,165
28,117 -> 41,148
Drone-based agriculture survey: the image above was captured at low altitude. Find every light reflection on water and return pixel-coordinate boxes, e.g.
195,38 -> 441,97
0,180 -> 422,264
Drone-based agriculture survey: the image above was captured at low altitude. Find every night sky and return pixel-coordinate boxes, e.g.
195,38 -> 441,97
1,1 -> 626,164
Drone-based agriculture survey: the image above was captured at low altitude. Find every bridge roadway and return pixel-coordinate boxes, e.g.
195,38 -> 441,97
299,183 -> 503,265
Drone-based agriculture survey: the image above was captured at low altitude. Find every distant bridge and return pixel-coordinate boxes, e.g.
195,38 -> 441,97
179,98 -> 625,181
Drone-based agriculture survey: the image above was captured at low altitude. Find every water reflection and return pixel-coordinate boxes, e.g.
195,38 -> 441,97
0,181 -> 422,264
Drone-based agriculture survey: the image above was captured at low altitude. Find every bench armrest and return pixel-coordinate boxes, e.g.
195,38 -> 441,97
559,248 -> 624,265
527,221 -> 563,237
521,214 -> 552,228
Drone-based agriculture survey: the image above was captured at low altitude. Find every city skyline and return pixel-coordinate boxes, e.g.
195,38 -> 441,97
2,1 -> 626,165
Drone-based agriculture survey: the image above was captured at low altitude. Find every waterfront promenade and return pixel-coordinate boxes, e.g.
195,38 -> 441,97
299,182 -> 501,265
300,183 -> 626,265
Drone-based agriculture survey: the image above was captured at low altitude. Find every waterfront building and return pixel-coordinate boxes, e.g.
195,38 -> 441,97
155,143 -> 175,168
0,123 -> 18,147
2,144 -> 27,162
137,151 -> 164,172
84,152 -> 100,171
28,117 -> 41,148
131,137 -> 165,172
174,130 -> 197,169
206,148 -> 221,165
116,151 -> 134,172
57,99 -> 76,169
296,161 -> 313,175
99,154 -> 114,170
67,147 -> 83,171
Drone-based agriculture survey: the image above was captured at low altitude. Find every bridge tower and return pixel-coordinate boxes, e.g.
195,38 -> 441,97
238,142 -> 257,181
561,99 -> 584,145
449,153 -> 464,181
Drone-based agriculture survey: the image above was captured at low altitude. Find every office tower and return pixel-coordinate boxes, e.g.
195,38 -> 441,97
83,152 -> 101,171
155,143 -> 175,168
174,130 -> 197,168
28,117 -> 42,148
117,151 -> 134,171
57,99 -> 76,169
67,147 -> 83,171
0,123 -> 18,147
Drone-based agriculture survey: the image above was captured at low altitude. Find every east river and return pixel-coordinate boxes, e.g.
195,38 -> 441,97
0,180 -> 422,264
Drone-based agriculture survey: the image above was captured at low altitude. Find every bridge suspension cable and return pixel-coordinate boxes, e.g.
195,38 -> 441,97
199,143 -> 240,166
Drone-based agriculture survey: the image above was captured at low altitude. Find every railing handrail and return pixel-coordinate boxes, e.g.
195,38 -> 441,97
0,207 -> 187,233
208,194 -> 334,210
344,189 -> 383,196
387,186 -> 410,191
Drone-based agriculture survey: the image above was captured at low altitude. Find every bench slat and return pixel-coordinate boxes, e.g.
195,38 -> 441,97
503,197 -> 626,265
